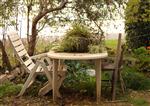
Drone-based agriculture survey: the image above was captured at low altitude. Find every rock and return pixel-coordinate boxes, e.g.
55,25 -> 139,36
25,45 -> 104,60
11,67 -> 21,77
86,69 -> 95,76
7,74 -> 16,80
0,74 -> 8,84
5,70 -> 10,75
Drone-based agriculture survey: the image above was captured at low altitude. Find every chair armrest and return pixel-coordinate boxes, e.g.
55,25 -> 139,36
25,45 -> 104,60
36,60 -> 49,71
30,53 -> 48,60
31,53 -> 52,66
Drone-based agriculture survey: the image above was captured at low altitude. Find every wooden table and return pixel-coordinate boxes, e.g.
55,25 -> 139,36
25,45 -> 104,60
47,51 -> 108,103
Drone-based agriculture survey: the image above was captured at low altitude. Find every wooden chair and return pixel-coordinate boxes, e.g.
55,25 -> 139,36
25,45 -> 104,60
7,31 -> 66,97
102,33 -> 125,100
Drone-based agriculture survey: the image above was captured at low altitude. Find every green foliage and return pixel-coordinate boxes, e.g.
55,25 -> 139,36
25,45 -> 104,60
64,61 -> 95,96
65,23 -> 92,38
63,60 -> 114,96
133,47 -> 150,71
61,23 -> 92,52
128,97 -> 149,106
35,39 -> 56,53
55,23 -> 103,53
125,0 -> 150,49
122,66 -> 150,90
0,0 -> 18,25
88,44 -> 105,53
0,82 -> 22,98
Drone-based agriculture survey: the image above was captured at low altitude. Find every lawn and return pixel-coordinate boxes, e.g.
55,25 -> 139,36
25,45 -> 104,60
105,39 -> 117,49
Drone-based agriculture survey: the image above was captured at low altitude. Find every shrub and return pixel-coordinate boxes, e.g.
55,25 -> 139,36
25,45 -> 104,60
133,47 -> 150,71
122,66 -> 150,90
63,60 -> 114,96
63,60 -> 95,96
125,0 -> 150,49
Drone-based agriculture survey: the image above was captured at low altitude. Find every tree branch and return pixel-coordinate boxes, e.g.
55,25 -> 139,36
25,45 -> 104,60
33,0 -> 68,24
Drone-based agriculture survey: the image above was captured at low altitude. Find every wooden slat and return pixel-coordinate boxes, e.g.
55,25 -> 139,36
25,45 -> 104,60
10,35 -> 20,42
27,63 -> 35,70
24,59 -> 33,66
12,40 -> 22,47
18,49 -> 27,57
15,44 -> 25,52
36,66 -> 43,72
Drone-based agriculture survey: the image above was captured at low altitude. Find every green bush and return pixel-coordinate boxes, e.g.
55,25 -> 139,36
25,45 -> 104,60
133,47 -> 150,71
125,0 -> 150,49
122,66 -> 150,90
63,61 -> 95,96
63,61 -> 114,96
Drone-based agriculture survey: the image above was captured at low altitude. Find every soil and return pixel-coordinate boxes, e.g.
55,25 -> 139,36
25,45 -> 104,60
0,96 -> 129,106
1,90 -> 150,106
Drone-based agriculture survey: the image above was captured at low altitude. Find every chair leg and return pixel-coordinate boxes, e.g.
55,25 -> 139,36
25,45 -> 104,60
27,74 -> 36,88
18,69 -> 37,96
56,72 -> 66,97
111,69 -> 118,100
38,71 -> 66,96
118,72 -> 125,94
38,81 -> 52,96
111,70 -> 126,100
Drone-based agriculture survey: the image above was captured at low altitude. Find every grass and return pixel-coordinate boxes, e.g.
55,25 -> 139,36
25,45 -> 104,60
128,97 -> 149,106
0,82 -> 22,98
122,66 -> 150,90
118,92 -> 150,106
105,39 -> 117,49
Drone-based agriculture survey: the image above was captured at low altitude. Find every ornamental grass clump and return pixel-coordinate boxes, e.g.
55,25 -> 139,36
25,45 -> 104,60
60,23 -> 92,52
53,23 -> 104,53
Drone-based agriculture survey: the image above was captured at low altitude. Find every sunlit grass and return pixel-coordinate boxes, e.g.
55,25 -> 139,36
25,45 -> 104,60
105,39 -> 117,49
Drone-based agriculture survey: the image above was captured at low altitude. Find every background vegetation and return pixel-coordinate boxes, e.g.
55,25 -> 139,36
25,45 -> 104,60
125,0 -> 150,49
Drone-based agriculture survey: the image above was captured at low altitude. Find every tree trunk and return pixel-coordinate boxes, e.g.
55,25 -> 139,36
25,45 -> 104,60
27,5 -> 31,43
0,40 -> 12,70
28,20 -> 37,56
27,0 -> 68,56
15,6 -> 18,30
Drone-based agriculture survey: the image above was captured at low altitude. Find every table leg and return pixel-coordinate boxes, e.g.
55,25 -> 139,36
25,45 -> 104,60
95,59 -> 101,103
53,59 -> 58,102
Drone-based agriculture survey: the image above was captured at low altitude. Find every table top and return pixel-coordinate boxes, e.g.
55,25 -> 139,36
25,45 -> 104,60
47,51 -> 108,60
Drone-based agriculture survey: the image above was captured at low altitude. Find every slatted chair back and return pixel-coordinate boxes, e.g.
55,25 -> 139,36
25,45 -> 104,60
7,32 -> 35,73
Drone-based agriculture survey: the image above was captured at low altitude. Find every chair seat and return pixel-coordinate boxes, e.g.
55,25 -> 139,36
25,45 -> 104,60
102,63 -> 115,70
102,63 -> 123,71
37,64 -> 67,73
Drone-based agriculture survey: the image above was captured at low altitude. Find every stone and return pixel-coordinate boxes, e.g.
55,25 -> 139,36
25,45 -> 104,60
0,74 -> 8,84
7,74 -> 15,80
